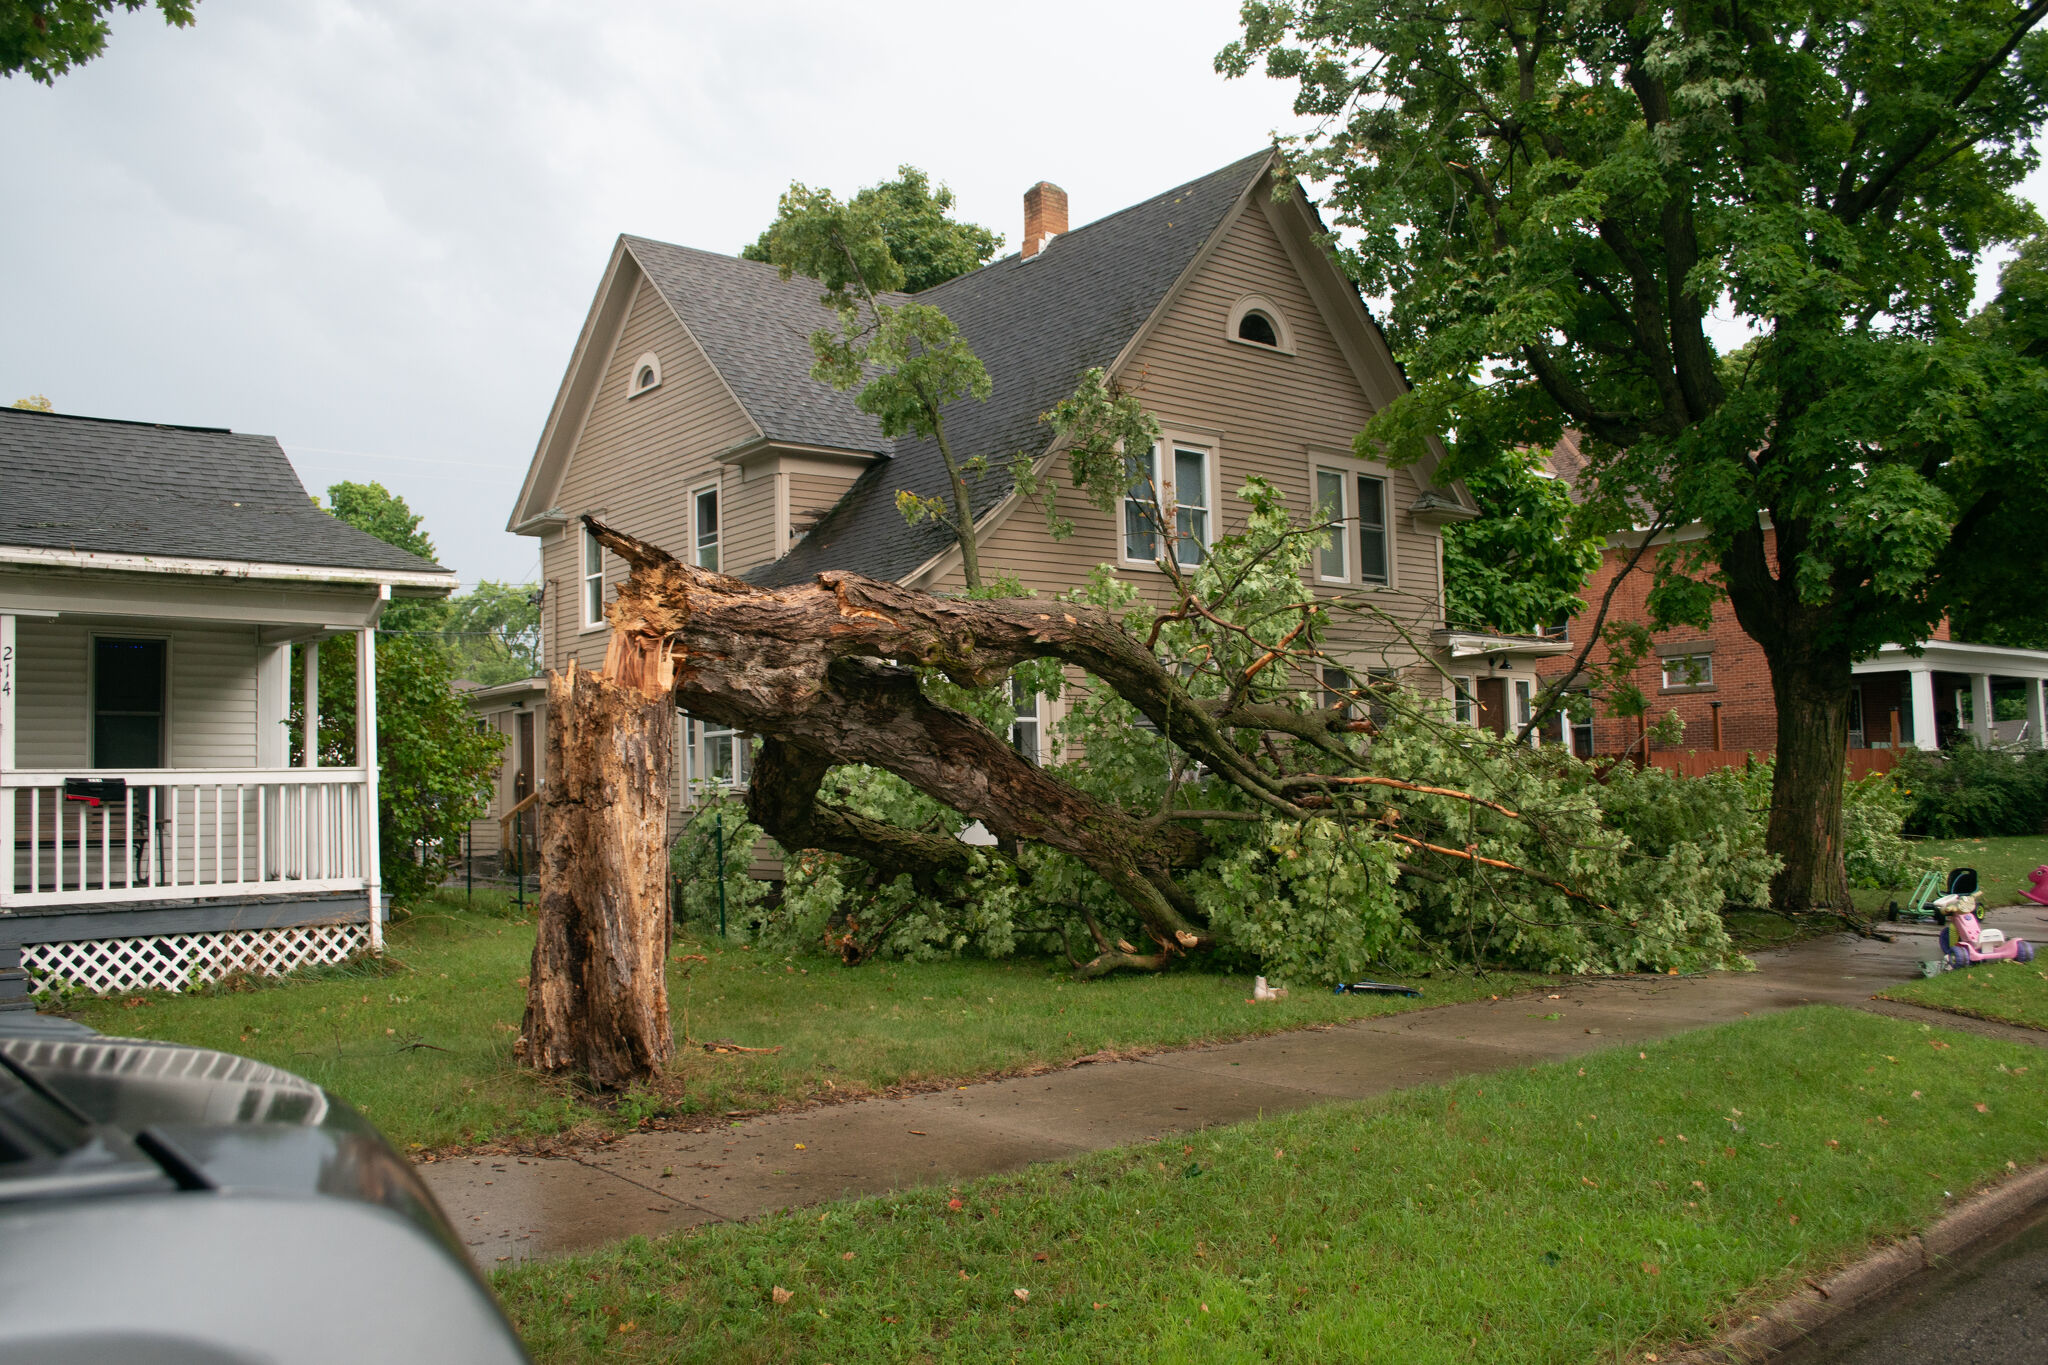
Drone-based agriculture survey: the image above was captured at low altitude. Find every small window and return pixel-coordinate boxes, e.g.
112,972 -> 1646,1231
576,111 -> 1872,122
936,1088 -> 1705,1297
1356,474 -> 1389,585
94,637 -> 166,768
1226,296 -> 1293,353
1661,654 -> 1713,689
693,486 -> 720,571
1124,442 -> 1162,563
1010,676 -> 1041,766
1452,675 -> 1474,725
1315,469 -> 1347,581
1321,666 -> 1353,716
1364,667 -> 1399,726
1172,446 -> 1210,567
692,717 -> 751,789
582,527 -> 605,627
628,351 -> 662,397
1514,679 -> 1534,729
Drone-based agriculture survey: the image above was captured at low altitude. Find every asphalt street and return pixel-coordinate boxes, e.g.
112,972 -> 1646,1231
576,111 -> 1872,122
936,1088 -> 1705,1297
1780,1210 -> 2048,1365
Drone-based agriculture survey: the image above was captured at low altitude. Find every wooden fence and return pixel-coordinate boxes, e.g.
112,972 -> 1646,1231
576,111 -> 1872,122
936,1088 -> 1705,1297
1638,748 -> 1901,780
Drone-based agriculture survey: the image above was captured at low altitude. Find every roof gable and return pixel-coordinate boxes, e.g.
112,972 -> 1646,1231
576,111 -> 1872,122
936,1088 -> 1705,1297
755,150 -> 1276,585
0,408 -> 452,580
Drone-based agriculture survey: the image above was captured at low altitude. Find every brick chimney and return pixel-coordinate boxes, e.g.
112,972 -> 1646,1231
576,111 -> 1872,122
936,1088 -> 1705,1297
1022,181 -> 1068,258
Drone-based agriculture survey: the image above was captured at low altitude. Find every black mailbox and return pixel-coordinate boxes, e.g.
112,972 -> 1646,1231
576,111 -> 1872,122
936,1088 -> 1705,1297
62,778 -> 128,807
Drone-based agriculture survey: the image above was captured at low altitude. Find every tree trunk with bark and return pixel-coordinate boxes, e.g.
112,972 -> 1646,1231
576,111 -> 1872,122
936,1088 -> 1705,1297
519,658 -> 675,1088
1720,519 -> 1856,914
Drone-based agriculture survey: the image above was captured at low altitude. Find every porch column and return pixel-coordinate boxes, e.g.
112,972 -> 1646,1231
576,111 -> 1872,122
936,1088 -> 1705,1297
2029,676 -> 2048,750
1908,667 -> 1939,750
300,641 -> 319,769
1970,673 -> 1995,747
357,627 -> 381,952
0,614 -> 23,1009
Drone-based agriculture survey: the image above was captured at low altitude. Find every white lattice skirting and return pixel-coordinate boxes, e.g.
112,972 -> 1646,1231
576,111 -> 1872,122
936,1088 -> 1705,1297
23,923 -> 371,996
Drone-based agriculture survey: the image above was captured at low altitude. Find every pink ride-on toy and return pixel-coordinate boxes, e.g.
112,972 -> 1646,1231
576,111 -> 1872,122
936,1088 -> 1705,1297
1935,868 -> 2034,968
2025,865 -> 2048,906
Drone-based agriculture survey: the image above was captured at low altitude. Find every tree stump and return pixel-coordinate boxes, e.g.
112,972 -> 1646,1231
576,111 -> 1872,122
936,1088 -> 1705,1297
519,660 -> 674,1088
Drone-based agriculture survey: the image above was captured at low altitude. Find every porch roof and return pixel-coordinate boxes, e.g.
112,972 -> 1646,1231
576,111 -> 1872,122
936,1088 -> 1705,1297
1855,639 -> 2048,680
0,408 -> 455,589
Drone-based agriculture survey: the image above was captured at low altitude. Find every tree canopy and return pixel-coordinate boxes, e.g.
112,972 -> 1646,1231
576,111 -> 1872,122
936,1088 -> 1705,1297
1223,0 -> 2048,910
1,0 -> 194,83
311,481 -> 505,903
743,165 -> 1001,294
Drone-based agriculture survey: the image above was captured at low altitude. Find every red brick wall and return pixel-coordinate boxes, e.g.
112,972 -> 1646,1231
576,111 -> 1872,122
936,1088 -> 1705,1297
1535,531 -> 1782,754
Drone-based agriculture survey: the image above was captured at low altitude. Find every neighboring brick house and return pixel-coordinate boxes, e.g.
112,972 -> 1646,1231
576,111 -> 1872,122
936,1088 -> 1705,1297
502,150 -> 1546,815
1534,520 -> 2048,761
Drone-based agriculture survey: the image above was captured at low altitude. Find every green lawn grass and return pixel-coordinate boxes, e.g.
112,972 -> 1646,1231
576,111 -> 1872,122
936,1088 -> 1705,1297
493,1007 -> 2048,1364
1852,834 -> 2048,917
59,889 -> 1516,1152
1881,959 -> 2048,1030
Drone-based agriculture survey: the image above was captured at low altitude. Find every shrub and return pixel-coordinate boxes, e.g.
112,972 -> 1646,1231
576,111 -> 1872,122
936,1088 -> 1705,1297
1895,743 -> 2048,838
670,797 -> 769,935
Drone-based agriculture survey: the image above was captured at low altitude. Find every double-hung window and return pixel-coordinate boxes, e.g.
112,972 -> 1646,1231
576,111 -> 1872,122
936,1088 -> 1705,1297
1310,464 -> 1390,586
1660,654 -> 1713,689
1009,676 -> 1041,765
1356,474 -> 1389,585
581,528 -> 605,627
93,637 -> 166,768
1452,674 -> 1475,725
689,716 -> 750,789
1172,446 -> 1209,566
1123,442 -> 1162,563
1124,441 -> 1212,566
693,486 -> 720,571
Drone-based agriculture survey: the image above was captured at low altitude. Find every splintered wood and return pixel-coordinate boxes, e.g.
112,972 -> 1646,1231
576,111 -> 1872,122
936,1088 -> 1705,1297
518,660 -> 675,1087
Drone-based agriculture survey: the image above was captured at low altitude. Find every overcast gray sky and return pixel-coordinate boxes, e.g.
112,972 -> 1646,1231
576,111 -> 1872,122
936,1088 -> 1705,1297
0,0 -> 1313,586
6,3 -> 2041,588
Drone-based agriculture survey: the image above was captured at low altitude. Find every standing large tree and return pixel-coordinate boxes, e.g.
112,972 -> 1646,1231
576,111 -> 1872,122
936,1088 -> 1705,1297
1223,0 -> 2048,911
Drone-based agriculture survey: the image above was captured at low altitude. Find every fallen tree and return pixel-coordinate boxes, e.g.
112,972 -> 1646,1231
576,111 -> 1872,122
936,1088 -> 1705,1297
584,473 -> 1761,983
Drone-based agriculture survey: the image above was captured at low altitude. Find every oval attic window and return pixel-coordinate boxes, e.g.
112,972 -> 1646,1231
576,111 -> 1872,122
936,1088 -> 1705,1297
1237,311 -> 1280,347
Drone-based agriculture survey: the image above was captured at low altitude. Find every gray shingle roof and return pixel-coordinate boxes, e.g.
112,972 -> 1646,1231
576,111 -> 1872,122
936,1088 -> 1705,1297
616,151 -> 1274,587
623,239 -> 893,455
0,408 -> 453,579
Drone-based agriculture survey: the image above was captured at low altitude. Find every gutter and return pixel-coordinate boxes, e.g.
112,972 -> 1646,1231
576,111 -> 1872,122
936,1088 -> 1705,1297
0,544 -> 454,592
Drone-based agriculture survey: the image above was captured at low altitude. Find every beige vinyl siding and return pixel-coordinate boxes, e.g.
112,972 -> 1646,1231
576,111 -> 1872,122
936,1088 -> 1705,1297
722,466 -> 779,577
12,618 -> 257,769
543,274 -> 759,675
785,469 -> 858,552
944,197 -> 1442,674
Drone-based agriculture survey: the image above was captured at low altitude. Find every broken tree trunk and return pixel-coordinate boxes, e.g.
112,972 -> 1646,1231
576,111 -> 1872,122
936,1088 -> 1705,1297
519,658 -> 675,1088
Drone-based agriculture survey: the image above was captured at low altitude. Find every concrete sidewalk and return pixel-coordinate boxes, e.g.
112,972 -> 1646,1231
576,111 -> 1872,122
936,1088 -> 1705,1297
421,907 -> 2048,1268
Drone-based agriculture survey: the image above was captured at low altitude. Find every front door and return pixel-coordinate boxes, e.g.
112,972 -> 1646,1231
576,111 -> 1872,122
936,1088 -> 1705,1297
1476,677 -> 1508,737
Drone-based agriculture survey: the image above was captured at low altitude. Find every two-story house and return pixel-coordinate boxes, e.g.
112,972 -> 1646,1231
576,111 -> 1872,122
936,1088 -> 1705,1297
504,150 -> 1549,812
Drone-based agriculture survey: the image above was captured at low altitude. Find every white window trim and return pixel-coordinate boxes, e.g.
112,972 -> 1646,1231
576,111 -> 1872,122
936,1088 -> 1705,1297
579,526 -> 607,633
1313,466 -> 1350,585
1120,431 -> 1222,572
1226,294 -> 1296,355
1660,653 -> 1715,690
627,351 -> 662,398
1451,674 -> 1474,725
691,482 -> 721,572
1306,451 -> 1397,591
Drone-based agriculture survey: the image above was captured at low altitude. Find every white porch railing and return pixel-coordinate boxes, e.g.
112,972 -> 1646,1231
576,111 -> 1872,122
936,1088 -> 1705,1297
2,768 -> 372,910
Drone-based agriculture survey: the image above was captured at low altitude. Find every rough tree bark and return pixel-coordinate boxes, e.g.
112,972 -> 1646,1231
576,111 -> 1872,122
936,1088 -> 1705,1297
519,658 -> 675,1087
1722,520 -> 1855,914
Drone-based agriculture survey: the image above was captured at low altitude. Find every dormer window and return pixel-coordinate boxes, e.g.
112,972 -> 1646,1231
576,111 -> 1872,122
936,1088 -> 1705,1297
1226,295 -> 1294,354
628,351 -> 662,397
